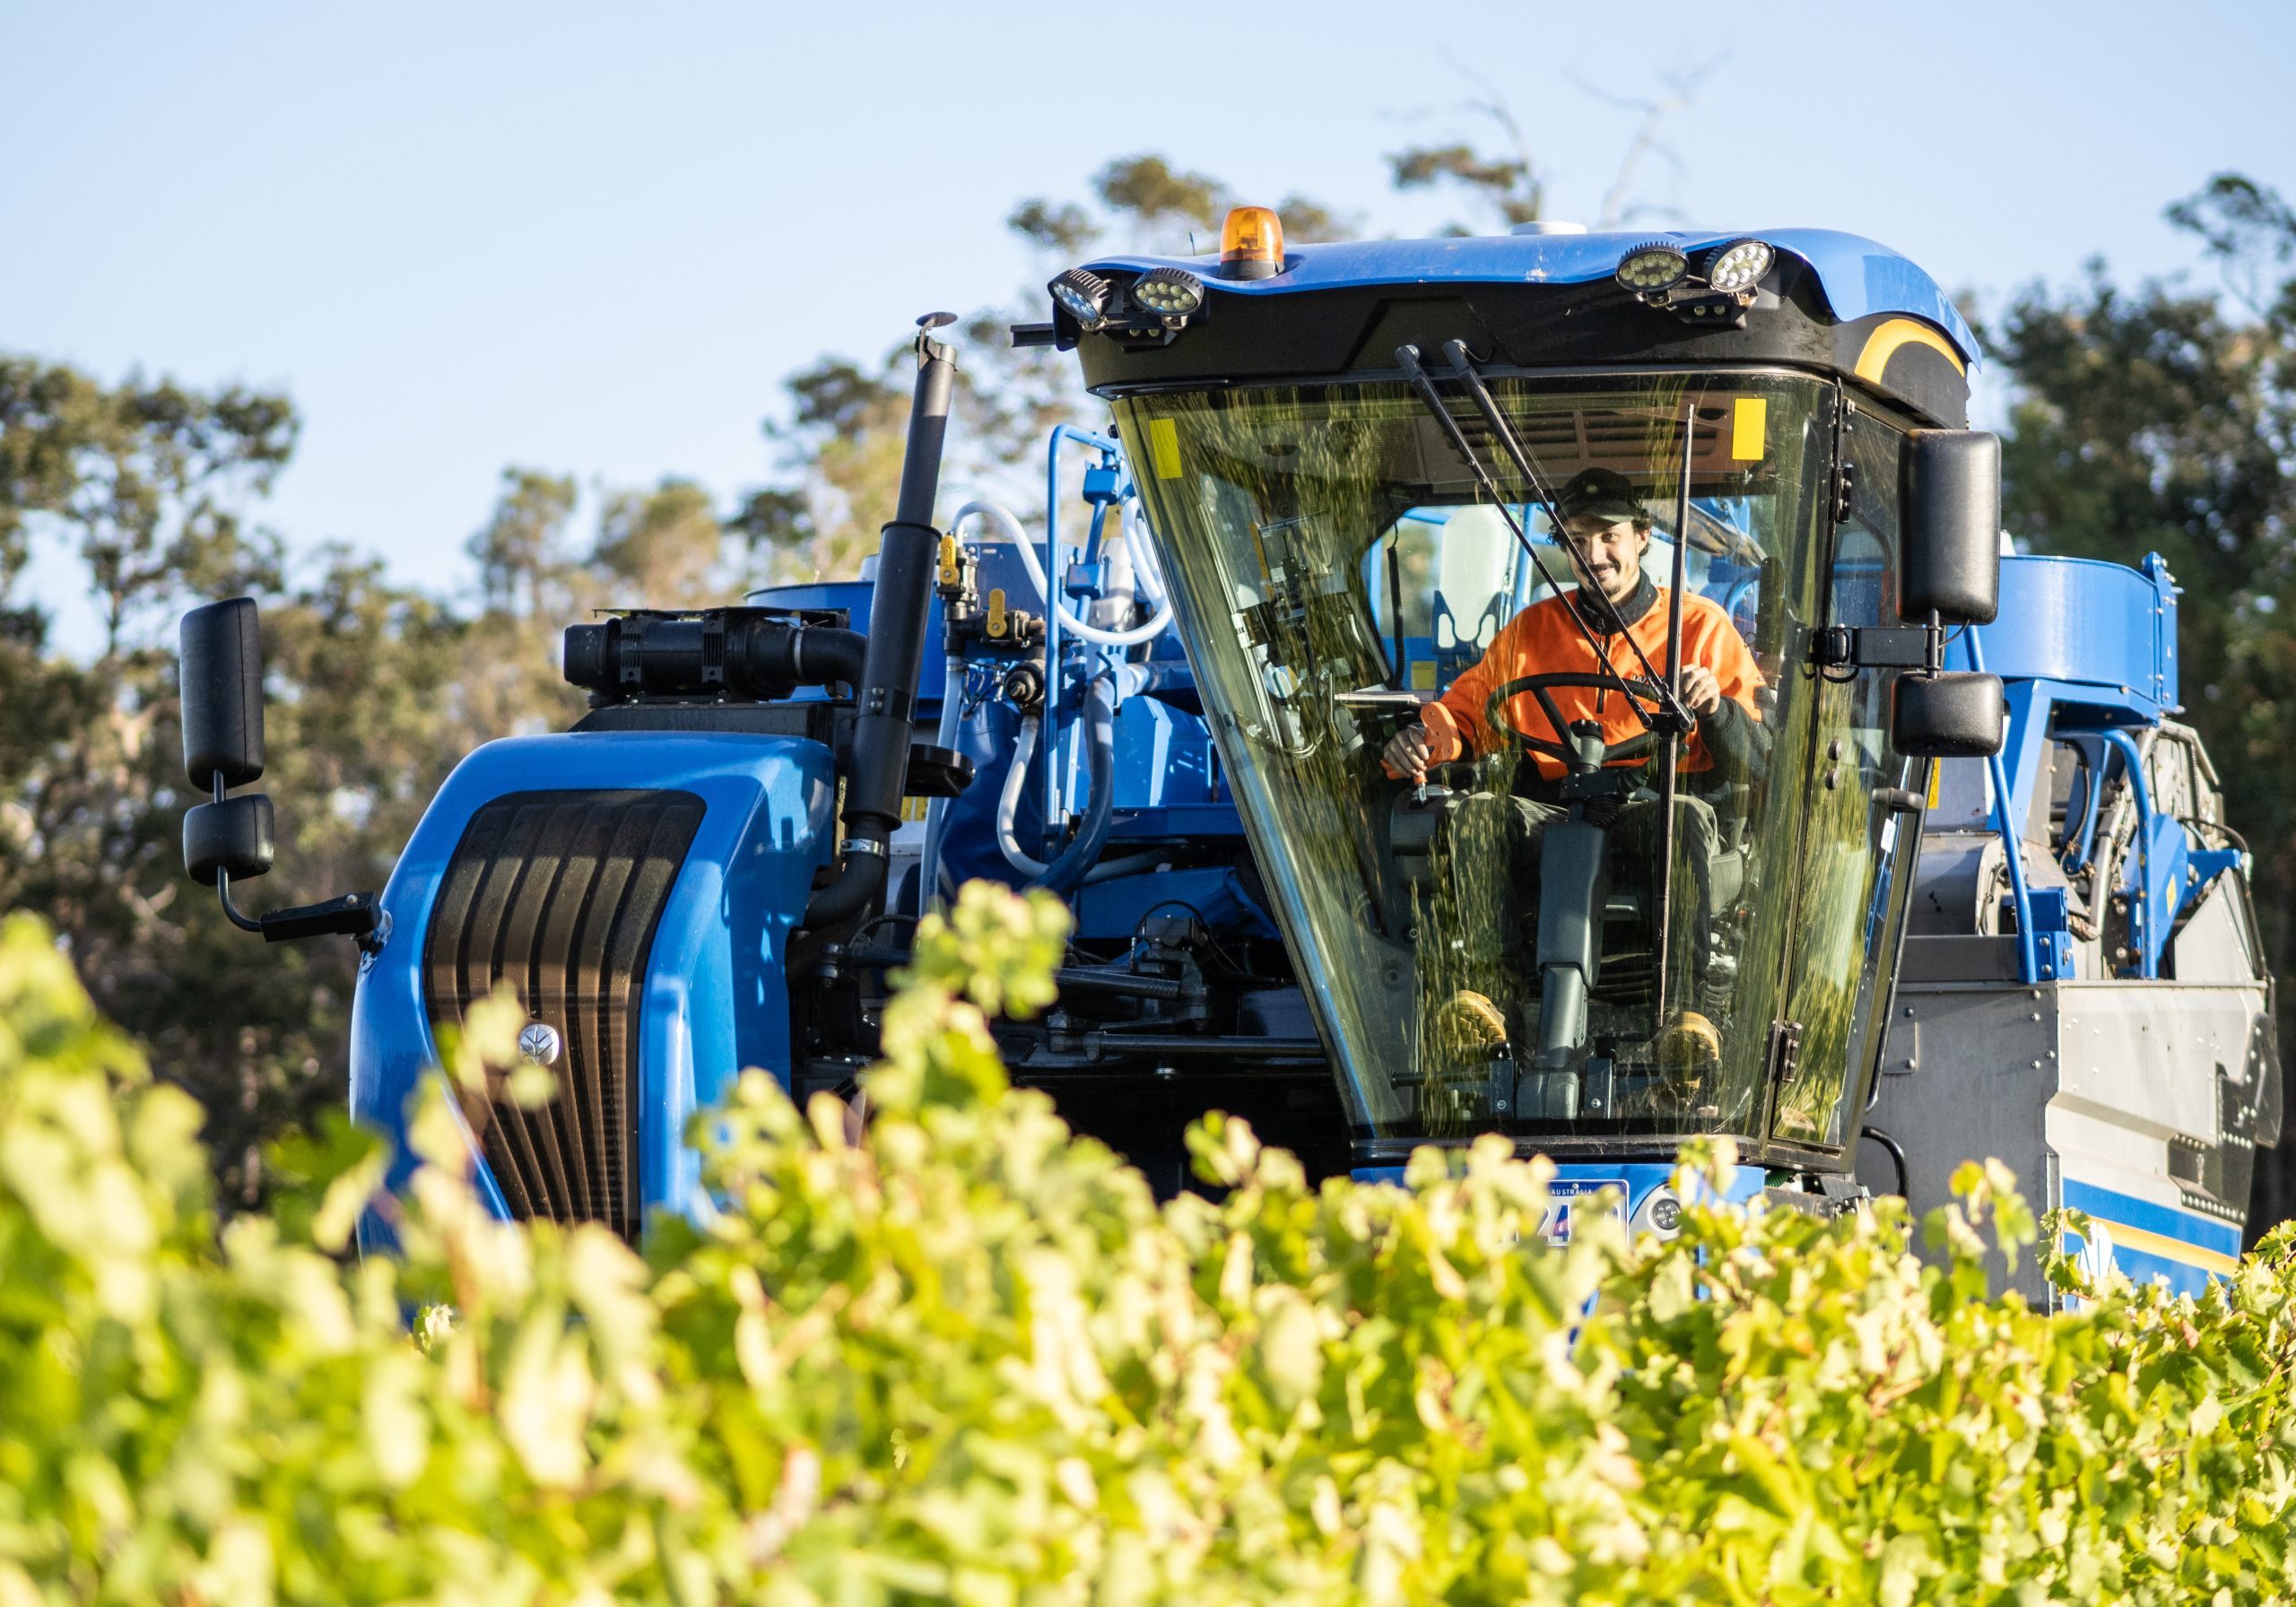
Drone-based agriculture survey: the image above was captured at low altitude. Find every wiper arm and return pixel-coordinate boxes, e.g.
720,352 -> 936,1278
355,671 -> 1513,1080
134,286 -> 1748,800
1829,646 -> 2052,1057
1435,339 -> 1695,734
1392,343 -> 1690,735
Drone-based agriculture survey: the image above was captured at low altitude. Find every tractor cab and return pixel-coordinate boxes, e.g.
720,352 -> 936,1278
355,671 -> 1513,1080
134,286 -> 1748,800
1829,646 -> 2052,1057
1049,222 -> 2005,1174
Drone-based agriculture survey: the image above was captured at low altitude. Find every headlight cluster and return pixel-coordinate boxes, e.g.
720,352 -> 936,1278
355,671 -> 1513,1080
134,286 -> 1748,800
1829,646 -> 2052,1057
1048,265 -> 1210,336
1612,236 -> 1777,328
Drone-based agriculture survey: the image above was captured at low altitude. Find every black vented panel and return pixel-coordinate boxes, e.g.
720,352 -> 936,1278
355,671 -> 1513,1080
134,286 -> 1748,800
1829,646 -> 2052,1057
422,789 -> 705,1240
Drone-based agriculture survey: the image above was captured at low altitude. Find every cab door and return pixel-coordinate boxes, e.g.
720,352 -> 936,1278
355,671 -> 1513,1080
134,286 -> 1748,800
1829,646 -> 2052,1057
1767,404 -> 1923,1149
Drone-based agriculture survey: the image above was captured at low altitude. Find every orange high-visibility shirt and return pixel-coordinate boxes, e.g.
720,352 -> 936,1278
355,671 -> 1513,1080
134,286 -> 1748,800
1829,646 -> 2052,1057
1418,586 -> 1763,779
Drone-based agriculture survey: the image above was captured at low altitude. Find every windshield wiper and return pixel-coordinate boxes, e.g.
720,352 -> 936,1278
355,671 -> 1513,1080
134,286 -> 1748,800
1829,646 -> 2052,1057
1391,344 -> 1692,736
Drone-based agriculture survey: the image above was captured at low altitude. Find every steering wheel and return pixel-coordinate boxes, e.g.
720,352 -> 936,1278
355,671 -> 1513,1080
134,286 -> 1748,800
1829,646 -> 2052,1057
1483,672 -> 1668,768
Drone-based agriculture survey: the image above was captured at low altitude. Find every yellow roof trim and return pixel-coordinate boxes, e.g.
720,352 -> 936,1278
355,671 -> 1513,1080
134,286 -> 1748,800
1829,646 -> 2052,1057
1853,317 -> 1968,385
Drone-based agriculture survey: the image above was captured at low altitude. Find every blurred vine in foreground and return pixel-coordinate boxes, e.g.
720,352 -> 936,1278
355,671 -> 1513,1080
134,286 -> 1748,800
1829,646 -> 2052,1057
4,882 -> 2293,1603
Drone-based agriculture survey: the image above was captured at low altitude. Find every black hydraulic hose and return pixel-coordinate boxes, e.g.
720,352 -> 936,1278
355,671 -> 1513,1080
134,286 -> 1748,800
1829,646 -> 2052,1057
1036,673 -> 1118,897
804,317 -> 958,931
1861,1125 -> 1910,1200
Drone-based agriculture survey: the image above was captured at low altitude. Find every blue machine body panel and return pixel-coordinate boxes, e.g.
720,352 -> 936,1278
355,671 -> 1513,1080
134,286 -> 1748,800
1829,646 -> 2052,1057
1948,552 -> 2178,717
1944,552 -> 2218,981
1083,228 -> 1979,367
350,731 -> 833,1243
2060,1178 -> 2245,1299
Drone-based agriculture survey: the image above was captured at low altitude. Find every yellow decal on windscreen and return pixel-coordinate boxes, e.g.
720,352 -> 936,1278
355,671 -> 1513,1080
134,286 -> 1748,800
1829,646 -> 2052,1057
1730,396 -> 1768,461
1147,417 -> 1184,479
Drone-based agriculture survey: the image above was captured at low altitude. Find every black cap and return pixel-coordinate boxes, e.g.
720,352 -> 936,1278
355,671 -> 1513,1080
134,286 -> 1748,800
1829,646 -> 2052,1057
1554,467 -> 1646,527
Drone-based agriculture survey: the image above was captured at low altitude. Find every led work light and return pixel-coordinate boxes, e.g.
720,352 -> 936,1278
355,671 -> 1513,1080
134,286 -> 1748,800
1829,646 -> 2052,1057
1131,266 -> 1207,319
1049,267 -> 1114,330
1613,242 -> 1690,293
1704,239 -> 1775,295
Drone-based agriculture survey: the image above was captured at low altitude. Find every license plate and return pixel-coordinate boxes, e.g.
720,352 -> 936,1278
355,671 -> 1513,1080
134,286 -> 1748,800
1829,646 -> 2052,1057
1541,1179 -> 1628,1245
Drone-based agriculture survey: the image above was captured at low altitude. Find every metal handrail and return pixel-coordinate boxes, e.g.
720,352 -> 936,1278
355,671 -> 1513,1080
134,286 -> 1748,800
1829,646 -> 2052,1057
1964,627 -> 2039,983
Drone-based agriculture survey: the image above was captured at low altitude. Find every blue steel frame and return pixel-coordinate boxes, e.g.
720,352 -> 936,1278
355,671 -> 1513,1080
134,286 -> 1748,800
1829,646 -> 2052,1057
1944,552 -> 2238,983
1042,423 -> 1132,836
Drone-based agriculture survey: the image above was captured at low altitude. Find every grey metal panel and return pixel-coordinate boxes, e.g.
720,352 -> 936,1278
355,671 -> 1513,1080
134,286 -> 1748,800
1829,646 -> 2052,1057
1899,936 -> 2021,983
1863,985 -> 2059,1305
2054,982 -> 2256,1147
2171,873 -> 2263,985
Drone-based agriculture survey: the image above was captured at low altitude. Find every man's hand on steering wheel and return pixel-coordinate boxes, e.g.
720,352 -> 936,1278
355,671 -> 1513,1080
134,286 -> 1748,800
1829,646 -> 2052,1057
1678,664 -> 1725,717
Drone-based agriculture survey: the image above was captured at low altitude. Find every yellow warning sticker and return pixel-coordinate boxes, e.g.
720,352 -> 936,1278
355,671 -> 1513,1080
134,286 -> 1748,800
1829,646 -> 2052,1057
1730,396 -> 1768,462
1147,417 -> 1183,480
1411,660 -> 1438,691
1926,760 -> 1942,810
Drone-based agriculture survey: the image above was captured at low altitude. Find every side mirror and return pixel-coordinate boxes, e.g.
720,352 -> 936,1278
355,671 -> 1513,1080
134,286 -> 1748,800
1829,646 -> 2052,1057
1892,670 -> 2004,759
180,597 -> 266,791
179,597 -> 274,885
175,597 -> 381,946
1898,430 -> 2000,625
184,794 -> 274,882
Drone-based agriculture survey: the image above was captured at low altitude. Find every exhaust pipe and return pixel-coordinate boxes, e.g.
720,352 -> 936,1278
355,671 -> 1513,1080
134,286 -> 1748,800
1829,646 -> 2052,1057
804,314 -> 959,929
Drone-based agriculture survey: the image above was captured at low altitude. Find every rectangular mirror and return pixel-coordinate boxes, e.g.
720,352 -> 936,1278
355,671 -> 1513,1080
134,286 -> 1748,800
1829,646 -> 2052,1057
183,794 -> 275,883
1892,670 -> 2004,758
180,597 -> 266,791
1898,430 -> 2001,625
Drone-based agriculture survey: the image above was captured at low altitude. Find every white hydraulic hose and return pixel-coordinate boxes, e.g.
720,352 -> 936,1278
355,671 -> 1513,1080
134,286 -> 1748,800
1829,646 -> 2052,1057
1121,497 -> 1170,607
997,713 -> 1051,877
993,708 -> 1166,886
949,499 -> 1174,647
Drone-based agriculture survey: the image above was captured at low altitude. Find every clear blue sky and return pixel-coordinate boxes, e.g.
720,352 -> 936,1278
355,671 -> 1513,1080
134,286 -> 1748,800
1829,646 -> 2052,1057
6,0 -> 2292,630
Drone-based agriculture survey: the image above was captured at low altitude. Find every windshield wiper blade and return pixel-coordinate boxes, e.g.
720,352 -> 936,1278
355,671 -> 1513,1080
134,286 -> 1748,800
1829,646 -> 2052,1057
1392,343 -> 1685,736
1436,339 -> 1695,734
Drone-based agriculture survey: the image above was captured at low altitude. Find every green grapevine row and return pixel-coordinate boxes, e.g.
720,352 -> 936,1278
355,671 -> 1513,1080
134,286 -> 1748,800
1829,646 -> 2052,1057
0,885 -> 2290,1604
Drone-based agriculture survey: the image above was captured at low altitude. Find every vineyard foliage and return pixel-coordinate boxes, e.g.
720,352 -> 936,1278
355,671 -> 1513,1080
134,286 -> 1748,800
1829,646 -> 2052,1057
2,885 -> 2294,1605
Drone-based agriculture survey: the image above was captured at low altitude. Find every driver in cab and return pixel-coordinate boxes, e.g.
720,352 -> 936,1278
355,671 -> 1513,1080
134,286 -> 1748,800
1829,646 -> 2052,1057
1379,467 -> 1767,1044
1380,467 -> 1765,790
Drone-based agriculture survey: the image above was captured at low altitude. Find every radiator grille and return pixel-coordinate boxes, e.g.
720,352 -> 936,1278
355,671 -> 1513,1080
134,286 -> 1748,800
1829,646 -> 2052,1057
422,789 -> 705,1240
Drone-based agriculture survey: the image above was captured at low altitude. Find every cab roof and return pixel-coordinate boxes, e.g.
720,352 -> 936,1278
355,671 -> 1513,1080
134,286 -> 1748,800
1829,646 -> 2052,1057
1085,228 -> 1977,367
1065,227 -> 1978,427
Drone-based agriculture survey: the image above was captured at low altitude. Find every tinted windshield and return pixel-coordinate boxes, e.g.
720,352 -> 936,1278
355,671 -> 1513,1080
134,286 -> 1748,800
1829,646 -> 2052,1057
1119,373 -> 1905,1157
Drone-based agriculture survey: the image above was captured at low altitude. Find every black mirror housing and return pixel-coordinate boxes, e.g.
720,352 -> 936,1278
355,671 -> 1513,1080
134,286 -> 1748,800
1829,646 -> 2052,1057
1892,671 -> 2004,759
184,794 -> 275,882
1898,430 -> 2001,625
180,597 -> 266,791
